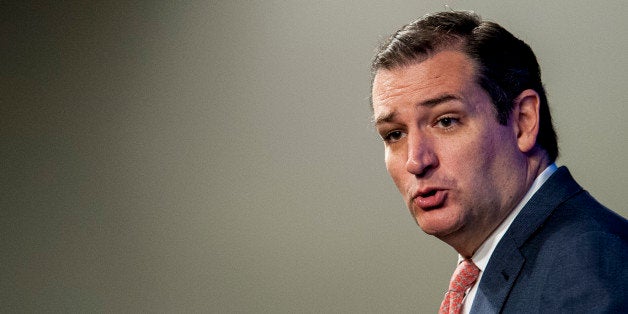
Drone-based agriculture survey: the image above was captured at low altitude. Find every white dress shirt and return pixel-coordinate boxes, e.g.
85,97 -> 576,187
460,163 -> 558,314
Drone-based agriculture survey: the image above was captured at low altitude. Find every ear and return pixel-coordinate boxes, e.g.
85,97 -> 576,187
512,89 -> 540,154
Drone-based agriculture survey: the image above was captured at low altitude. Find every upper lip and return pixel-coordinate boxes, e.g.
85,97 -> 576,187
411,186 -> 443,199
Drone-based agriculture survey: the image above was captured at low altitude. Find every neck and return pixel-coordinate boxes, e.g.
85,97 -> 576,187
449,150 -> 551,258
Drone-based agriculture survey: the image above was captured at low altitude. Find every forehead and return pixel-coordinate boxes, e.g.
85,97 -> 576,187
371,50 -> 478,111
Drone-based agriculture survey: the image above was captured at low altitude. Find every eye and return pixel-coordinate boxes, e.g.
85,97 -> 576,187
435,116 -> 459,129
383,130 -> 405,143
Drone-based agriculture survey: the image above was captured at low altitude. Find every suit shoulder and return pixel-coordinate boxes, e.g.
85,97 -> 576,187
505,193 -> 628,312
547,189 -> 628,241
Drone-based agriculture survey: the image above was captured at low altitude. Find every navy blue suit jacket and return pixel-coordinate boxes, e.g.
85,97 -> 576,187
470,166 -> 628,313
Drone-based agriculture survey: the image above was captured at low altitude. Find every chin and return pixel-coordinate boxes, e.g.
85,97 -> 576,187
415,217 -> 461,238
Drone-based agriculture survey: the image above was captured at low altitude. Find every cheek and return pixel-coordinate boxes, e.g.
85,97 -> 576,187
384,146 -> 402,172
384,149 -> 409,191
443,131 -> 515,202
436,134 -> 495,190
438,137 -> 483,172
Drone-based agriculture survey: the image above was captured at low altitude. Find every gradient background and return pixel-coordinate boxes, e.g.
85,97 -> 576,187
3,1 -> 627,312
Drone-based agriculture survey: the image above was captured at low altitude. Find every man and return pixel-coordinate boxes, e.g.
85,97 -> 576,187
370,11 -> 628,313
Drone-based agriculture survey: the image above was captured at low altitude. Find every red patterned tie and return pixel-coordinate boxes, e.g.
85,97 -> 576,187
439,259 -> 480,314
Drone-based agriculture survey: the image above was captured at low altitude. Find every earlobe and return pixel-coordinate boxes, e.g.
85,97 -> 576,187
514,89 -> 540,153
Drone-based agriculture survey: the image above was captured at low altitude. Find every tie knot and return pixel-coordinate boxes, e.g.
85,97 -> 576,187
448,259 -> 480,293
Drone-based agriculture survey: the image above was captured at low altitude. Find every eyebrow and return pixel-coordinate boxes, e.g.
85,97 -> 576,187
373,93 -> 459,126
373,111 -> 396,126
421,94 -> 459,108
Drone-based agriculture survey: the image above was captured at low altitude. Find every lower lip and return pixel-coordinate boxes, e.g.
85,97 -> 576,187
414,190 -> 447,210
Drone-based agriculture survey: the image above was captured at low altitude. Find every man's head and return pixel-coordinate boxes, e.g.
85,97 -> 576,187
371,11 -> 556,257
372,11 -> 557,161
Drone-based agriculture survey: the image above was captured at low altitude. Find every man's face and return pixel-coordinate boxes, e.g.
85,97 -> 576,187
371,50 -> 528,255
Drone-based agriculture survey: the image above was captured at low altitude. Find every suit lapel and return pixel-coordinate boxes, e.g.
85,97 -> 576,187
470,235 -> 524,313
470,167 -> 583,313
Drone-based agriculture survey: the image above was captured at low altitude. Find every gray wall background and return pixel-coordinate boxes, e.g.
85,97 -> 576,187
3,1 -> 627,312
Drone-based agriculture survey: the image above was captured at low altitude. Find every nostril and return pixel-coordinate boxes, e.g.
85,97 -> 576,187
412,164 -> 435,179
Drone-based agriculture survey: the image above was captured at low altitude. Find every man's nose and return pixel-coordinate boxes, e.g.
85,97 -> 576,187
406,134 -> 438,177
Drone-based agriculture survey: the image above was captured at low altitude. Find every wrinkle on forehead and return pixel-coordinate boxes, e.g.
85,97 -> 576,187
371,50 -> 490,128
372,51 -> 478,105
